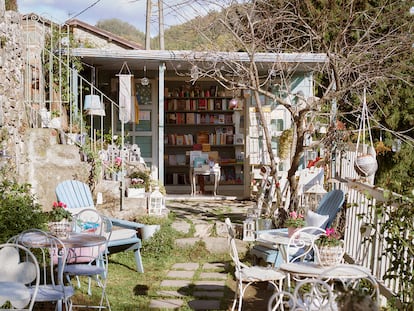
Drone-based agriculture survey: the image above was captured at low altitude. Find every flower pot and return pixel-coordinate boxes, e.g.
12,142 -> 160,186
48,221 -> 71,238
140,224 -> 160,241
354,154 -> 378,177
316,245 -> 345,267
128,188 -> 146,198
288,227 -> 300,238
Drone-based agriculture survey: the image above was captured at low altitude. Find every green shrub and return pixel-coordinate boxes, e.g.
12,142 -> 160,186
0,180 -> 47,242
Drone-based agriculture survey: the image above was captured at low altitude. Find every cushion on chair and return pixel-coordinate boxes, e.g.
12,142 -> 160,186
306,210 -> 329,228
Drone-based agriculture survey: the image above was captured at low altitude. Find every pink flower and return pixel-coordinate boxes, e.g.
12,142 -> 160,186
289,211 -> 303,219
115,157 -> 122,166
325,228 -> 336,237
289,211 -> 298,219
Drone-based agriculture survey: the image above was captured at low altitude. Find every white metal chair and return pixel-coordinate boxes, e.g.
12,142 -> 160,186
267,278 -> 335,311
279,226 -> 326,289
225,218 -> 285,311
320,264 -> 380,310
64,209 -> 112,310
11,229 -> 74,311
0,243 -> 40,310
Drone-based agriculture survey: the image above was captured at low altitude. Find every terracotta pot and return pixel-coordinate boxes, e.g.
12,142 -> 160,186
288,227 -> 300,238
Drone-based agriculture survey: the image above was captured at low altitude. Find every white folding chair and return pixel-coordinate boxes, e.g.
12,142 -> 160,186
64,209 -> 112,310
0,243 -> 40,310
225,218 -> 285,311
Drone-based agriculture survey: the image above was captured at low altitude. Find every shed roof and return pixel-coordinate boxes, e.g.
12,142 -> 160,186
71,48 -> 328,73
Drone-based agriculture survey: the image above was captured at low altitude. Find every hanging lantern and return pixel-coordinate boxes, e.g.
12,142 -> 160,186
148,186 -> 164,215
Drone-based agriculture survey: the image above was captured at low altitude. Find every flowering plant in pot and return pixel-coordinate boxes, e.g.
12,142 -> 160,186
316,228 -> 344,266
285,211 -> 305,237
46,202 -> 72,238
47,202 -> 72,222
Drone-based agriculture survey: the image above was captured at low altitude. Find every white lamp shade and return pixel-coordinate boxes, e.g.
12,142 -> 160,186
84,95 -> 102,110
84,95 -> 105,116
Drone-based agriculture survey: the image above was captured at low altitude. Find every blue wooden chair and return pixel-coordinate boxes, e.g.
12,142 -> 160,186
55,180 -> 144,273
251,189 -> 345,267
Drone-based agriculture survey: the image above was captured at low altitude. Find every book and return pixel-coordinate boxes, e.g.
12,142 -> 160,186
176,135 -> 184,145
218,114 -> 225,124
198,99 -> 207,110
176,154 -> 186,165
168,155 -> 177,166
234,133 -> 244,145
186,113 -> 195,124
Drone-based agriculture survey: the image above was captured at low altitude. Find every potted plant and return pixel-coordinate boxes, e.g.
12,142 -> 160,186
127,169 -> 151,197
46,201 -> 73,238
128,177 -> 147,198
315,228 -> 344,266
285,211 -> 305,237
135,215 -> 164,241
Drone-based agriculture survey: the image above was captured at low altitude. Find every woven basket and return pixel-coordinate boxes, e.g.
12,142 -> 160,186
48,221 -> 71,238
316,245 -> 344,267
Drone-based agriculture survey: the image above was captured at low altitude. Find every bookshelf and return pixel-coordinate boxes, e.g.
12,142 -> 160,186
164,81 -> 245,194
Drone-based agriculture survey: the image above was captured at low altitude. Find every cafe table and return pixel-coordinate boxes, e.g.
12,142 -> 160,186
255,228 -> 319,263
18,231 -> 107,311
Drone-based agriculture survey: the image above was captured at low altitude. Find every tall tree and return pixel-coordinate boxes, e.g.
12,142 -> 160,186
180,0 -> 413,209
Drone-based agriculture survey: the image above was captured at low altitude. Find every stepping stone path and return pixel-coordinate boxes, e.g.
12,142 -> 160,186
149,262 -> 229,310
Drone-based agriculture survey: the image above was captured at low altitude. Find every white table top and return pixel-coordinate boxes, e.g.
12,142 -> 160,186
280,262 -> 372,279
20,231 -> 106,248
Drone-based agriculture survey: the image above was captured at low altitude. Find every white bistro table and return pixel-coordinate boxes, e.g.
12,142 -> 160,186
190,166 -> 221,196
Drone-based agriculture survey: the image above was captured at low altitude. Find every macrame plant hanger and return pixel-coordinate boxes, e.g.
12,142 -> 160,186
354,88 -> 378,177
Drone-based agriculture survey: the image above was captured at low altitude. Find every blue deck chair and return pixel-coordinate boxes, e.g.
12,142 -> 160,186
251,189 -> 345,267
55,180 -> 144,273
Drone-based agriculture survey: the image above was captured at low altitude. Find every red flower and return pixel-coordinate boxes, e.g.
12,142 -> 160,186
52,201 -> 67,209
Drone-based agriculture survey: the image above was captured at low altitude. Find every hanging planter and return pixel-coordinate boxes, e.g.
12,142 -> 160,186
354,89 -> 378,177
354,154 -> 378,177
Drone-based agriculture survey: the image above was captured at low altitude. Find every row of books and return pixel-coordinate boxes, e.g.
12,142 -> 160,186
166,113 -> 233,125
165,134 -> 194,145
165,98 -> 232,111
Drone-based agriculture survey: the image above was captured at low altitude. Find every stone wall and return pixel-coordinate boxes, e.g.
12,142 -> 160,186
0,8 -> 26,181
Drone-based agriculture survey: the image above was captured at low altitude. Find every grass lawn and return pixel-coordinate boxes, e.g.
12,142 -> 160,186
69,213 -> 237,310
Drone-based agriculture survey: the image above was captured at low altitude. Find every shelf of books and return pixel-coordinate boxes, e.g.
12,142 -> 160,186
164,81 -> 246,195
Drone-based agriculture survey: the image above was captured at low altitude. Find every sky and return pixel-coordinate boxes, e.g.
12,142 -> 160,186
17,0 -> 226,36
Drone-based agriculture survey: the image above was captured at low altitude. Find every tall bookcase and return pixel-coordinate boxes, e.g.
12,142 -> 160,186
164,80 -> 245,195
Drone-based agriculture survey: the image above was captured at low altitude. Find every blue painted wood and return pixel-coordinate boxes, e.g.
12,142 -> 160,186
315,189 -> 345,228
251,245 -> 283,267
55,180 -> 144,273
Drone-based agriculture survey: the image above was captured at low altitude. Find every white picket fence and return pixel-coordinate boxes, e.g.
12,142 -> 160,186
332,149 -> 405,301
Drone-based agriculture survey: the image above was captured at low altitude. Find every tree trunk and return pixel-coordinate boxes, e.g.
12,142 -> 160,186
287,110 -> 308,211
